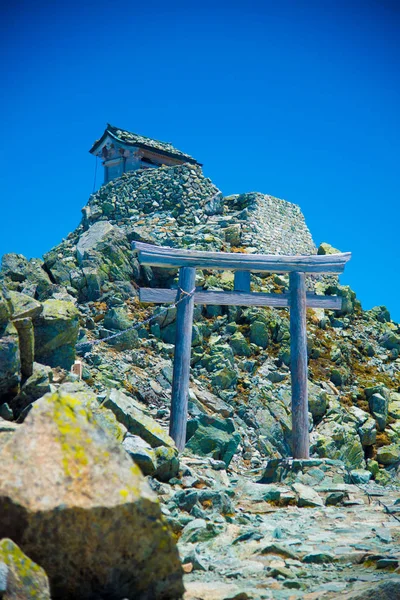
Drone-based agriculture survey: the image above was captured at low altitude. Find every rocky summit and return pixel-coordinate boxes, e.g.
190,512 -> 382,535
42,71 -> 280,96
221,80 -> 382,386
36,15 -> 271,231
0,159 -> 400,599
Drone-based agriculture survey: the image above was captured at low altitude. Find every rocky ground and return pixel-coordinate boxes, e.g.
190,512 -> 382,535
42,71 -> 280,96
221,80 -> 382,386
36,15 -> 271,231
0,163 -> 400,599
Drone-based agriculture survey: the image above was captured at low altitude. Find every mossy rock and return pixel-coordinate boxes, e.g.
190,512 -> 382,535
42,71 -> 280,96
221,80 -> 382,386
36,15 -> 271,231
211,367 -> 238,390
0,390 -> 184,600
317,242 -> 341,255
8,291 -> 42,320
0,538 -> 50,599
185,414 -> 241,467
250,321 -> 269,349
33,299 -> 79,369
376,444 -> 400,466
104,388 -> 176,449
0,322 -> 20,401
0,289 -> 11,324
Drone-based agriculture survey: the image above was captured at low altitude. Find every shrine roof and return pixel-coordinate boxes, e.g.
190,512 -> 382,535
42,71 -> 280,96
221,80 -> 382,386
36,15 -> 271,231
89,124 -> 201,165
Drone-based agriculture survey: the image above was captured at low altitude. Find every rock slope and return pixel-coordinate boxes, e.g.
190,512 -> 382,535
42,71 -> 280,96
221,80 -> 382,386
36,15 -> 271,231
0,162 -> 400,598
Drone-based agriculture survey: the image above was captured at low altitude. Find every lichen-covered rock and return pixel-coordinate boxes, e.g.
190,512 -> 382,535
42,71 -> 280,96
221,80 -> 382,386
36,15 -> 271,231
312,414 -> 365,469
185,414 -> 241,467
122,435 -> 179,482
0,420 -> 18,452
368,392 -> 388,431
308,385 -> 329,420
105,388 -> 176,448
376,444 -> 400,465
211,367 -> 238,390
0,391 -> 184,600
230,332 -> 251,357
8,291 -> 42,320
9,362 -> 52,419
380,331 -> 400,351
102,306 -> 138,350
250,320 -> 269,349
1,254 -> 52,299
389,392 -> 400,420
0,288 -> 11,324
33,299 -> 79,369
123,434 -> 157,475
0,538 -> 50,599
76,221 -> 115,264
317,242 -> 341,255
0,322 -> 20,401
347,406 -> 377,446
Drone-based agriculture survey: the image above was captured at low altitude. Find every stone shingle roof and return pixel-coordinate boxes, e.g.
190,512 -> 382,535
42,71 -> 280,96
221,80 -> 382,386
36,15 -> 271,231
89,124 -> 201,165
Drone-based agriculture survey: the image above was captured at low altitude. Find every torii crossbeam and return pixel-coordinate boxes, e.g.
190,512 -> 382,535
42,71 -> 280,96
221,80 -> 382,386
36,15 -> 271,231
133,242 -> 351,457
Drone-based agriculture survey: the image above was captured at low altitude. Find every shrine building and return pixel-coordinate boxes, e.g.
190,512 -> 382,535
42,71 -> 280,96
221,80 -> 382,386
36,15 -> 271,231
89,124 -> 201,184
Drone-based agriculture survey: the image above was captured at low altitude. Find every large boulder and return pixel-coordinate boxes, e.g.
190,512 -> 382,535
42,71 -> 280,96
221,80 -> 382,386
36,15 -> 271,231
0,290 -> 20,401
33,299 -> 79,369
123,434 -> 179,482
76,221 -> 115,264
185,414 -> 241,467
9,362 -> 52,419
376,444 -> 400,466
311,413 -> 365,469
7,291 -> 42,320
0,254 -> 51,296
0,322 -> 20,401
0,391 -> 184,600
104,388 -> 177,448
368,392 -> 388,431
0,538 -> 51,599
102,306 -> 138,350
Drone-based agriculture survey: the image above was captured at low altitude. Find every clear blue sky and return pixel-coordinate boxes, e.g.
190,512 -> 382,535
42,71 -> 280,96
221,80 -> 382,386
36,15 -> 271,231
1,0 -> 399,321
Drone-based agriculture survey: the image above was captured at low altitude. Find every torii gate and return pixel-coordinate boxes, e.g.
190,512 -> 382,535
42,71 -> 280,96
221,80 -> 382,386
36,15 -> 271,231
133,242 -> 351,458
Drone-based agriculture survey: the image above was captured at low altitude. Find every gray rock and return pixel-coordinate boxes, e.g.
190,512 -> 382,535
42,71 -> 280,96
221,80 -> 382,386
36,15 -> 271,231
376,444 -> 400,465
369,393 -> 388,431
33,299 -> 79,369
0,322 -> 20,401
0,560 -> 7,593
122,434 -> 157,476
349,469 -> 372,484
105,388 -> 176,449
0,538 -> 51,599
345,579 -> 400,600
76,221 -> 115,264
230,332 -> 251,357
0,390 -> 184,600
185,414 -> 241,467
292,483 -> 324,507
249,321 -> 269,349
10,362 -> 52,419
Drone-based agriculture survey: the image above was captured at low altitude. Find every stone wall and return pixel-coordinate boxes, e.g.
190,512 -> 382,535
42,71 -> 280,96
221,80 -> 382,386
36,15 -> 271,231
235,192 -> 316,255
81,164 -> 316,256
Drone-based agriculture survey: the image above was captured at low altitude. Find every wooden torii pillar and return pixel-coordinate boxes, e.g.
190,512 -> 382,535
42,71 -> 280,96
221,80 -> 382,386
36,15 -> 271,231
133,242 -> 351,457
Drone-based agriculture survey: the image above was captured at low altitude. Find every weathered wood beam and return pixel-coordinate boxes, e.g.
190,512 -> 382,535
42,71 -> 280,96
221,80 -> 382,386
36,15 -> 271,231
139,288 -> 343,310
169,267 -> 196,451
234,270 -> 251,292
132,242 -> 351,274
290,272 -> 310,459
